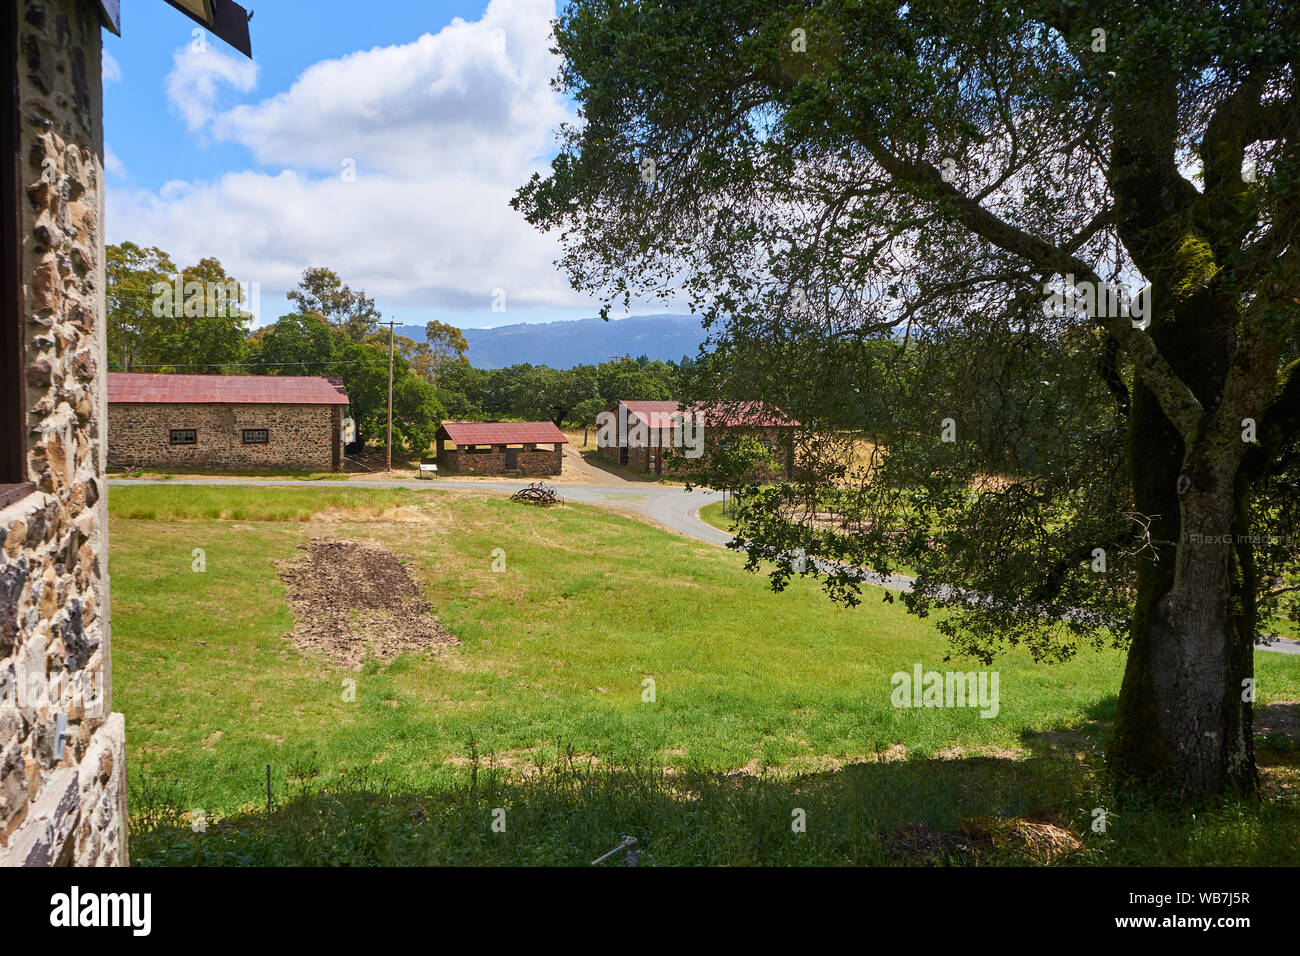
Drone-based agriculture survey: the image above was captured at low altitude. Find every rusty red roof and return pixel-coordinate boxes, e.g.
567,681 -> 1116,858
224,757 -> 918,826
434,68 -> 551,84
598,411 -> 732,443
108,372 -> 350,405
618,401 -> 687,427
437,421 -> 568,445
697,401 -> 800,428
616,400 -> 798,428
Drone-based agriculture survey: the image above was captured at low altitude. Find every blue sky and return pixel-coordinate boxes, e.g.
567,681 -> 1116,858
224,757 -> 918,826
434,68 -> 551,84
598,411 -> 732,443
102,0 -> 668,329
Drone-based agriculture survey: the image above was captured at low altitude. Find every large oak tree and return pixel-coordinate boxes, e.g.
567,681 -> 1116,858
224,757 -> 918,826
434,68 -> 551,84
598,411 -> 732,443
515,0 -> 1300,796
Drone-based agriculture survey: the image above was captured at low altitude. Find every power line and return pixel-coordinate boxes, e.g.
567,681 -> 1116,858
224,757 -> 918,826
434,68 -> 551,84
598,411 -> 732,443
120,358 -> 373,369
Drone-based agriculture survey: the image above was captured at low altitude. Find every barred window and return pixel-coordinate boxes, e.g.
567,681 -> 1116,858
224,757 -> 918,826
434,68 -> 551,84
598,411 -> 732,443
242,429 -> 269,444
170,429 -> 197,445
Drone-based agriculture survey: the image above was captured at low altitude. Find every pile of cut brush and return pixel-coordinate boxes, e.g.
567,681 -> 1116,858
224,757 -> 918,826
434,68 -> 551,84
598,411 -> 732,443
510,482 -> 561,506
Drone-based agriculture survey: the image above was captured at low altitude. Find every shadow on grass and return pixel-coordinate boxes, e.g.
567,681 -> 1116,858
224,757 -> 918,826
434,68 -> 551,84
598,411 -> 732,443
128,722 -> 1300,866
1016,695 -> 1117,758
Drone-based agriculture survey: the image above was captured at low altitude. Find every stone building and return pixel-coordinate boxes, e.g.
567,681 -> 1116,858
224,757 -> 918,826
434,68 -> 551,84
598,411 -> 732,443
107,373 -> 351,472
435,421 -> 567,476
1,0 -> 252,866
597,400 -> 799,478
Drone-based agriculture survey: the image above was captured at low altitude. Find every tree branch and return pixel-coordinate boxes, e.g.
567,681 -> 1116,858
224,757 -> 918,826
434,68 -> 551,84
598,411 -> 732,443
852,131 -> 1205,441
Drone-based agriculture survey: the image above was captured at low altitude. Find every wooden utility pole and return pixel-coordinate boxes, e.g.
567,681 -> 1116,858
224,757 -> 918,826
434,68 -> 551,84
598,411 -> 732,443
384,321 -> 397,471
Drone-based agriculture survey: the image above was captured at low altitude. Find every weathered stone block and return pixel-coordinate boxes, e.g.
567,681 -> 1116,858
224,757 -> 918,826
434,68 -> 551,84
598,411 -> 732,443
0,766 -> 79,865
0,562 -> 29,655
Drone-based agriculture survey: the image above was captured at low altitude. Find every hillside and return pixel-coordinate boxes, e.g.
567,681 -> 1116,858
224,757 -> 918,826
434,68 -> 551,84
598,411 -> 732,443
397,314 -> 709,369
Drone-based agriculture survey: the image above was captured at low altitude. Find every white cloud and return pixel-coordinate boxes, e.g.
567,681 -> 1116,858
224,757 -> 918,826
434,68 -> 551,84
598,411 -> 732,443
164,43 -> 260,131
102,50 -> 121,84
104,147 -> 127,179
212,0 -> 568,180
109,0 -> 596,321
109,168 -> 579,316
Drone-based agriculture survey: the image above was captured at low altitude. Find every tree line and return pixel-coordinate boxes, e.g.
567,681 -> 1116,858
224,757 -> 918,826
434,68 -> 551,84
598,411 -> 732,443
106,243 -> 688,453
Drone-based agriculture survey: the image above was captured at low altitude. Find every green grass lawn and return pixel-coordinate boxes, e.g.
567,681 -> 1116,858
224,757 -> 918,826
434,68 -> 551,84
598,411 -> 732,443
108,484 -> 1300,865
697,499 -> 920,578
697,499 -> 733,533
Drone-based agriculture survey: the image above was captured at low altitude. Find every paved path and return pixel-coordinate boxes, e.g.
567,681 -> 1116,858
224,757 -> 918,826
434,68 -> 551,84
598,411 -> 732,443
110,476 -> 1300,656
441,478 -> 735,545
112,476 -> 733,545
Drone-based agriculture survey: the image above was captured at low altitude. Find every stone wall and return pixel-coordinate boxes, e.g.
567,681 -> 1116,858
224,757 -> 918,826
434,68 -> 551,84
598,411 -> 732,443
108,402 -> 343,472
598,425 -> 796,478
0,0 -> 127,865
438,444 -> 563,476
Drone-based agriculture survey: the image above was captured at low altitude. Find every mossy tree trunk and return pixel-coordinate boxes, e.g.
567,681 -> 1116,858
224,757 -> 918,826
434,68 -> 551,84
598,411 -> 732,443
1103,63 -> 1278,794
1111,365 -> 1259,795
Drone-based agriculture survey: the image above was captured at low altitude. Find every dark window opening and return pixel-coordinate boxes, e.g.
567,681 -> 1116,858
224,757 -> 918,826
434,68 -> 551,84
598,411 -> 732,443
170,429 -> 197,445
242,428 -> 269,444
0,6 -> 34,510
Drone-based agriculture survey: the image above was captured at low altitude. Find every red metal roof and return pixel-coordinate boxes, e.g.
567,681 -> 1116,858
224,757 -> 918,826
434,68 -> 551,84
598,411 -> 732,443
437,421 -> 568,445
616,400 -> 798,428
619,401 -> 688,427
108,372 -> 350,405
696,401 -> 800,428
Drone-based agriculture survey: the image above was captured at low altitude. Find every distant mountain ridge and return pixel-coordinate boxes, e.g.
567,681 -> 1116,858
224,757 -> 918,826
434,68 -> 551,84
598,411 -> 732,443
396,314 -> 709,370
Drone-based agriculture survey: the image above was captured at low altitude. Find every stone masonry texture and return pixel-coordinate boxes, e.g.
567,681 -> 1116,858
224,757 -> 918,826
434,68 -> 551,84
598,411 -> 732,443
0,0 -> 127,866
108,401 -> 342,471
598,424 -> 796,479
437,443 -> 563,476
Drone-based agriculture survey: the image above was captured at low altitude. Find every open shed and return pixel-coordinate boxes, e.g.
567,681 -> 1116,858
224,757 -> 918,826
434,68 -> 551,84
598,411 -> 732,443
435,421 -> 567,476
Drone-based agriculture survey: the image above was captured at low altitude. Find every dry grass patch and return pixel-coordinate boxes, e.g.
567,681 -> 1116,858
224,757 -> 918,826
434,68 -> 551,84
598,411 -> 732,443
887,813 -> 1081,865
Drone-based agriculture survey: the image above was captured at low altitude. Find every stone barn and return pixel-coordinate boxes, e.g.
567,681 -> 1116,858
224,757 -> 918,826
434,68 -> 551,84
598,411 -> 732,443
108,373 -> 351,472
597,400 -> 799,477
1,0 -> 254,866
435,421 -> 567,476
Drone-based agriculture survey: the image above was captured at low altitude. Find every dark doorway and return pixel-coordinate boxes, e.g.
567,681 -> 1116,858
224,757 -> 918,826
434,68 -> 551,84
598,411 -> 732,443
505,448 -> 519,471
0,3 -> 33,508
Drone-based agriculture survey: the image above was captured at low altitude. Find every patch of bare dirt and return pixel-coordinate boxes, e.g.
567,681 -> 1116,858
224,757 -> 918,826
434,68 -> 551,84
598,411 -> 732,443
887,814 -> 1081,865
886,821 -> 982,863
442,748 -> 604,780
933,745 -> 1026,761
277,538 -> 459,669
